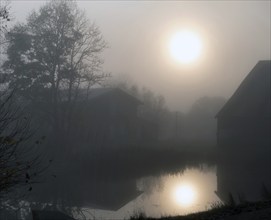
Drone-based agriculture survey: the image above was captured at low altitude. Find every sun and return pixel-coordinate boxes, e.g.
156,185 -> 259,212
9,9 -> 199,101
173,184 -> 197,206
169,30 -> 202,63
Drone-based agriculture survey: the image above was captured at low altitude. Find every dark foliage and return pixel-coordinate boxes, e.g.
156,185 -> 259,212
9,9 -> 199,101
0,91 -> 46,198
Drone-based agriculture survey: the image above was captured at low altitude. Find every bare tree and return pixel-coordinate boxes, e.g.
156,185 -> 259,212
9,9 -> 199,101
0,92 -> 46,199
0,0 -> 10,46
3,0 -> 109,137
1,1 -> 108,213
0,1 -> 45,202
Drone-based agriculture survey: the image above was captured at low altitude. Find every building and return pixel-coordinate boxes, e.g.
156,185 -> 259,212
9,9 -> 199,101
69,87 -> 156,148
215,60 -> 271,203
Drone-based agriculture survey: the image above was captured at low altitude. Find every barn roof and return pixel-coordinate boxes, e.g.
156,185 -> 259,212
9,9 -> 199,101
76,87 -> 142,104
216,60 -> 271,117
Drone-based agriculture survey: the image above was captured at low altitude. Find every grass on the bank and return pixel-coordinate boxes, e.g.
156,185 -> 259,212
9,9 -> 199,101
129,200 -> 271,220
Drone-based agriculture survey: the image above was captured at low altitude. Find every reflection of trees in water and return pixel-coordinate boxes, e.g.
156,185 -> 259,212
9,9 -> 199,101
27,144 -> 215,214
137,166 -> 215,198
73,145 -> 216,181
137,176 -> 164,196
132,168 -> 219,219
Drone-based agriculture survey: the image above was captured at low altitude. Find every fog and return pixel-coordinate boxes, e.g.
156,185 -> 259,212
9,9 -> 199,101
10,0 -> 271,111
0,1 -> 270,220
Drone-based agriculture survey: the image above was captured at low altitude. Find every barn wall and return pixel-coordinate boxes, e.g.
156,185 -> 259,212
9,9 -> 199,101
217,116 -> 271,203
68,91 -> 144,148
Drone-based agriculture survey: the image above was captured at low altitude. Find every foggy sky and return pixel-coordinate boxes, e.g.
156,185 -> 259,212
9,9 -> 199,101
10,1 -> 271,112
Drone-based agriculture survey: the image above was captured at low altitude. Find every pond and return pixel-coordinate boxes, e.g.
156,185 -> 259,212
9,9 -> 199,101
80,167 -> 220,219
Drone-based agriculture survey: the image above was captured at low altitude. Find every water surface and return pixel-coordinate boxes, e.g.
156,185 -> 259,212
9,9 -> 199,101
82,167 -> 220,219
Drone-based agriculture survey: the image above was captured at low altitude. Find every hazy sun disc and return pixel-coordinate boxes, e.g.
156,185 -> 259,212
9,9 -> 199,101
174,184 -> 197,206
169,30 -> 202,63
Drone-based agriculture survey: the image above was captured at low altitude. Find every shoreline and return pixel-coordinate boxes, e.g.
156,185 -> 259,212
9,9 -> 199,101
130,200 -> 271,220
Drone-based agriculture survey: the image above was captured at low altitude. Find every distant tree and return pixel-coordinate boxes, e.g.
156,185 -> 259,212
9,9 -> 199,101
114,79 -> 170,139
3,0 -> 108,135
139,87 -> 167,122
130,84 -> 139,97
115,80 -> 168,122
182,96 -> 227,144
189,96 -> 226,117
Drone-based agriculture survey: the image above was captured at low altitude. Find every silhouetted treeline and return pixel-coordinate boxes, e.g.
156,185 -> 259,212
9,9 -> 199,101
113,79 -> 226,144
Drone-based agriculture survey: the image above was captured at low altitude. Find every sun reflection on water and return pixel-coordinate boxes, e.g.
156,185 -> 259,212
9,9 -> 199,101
173,183 -> 197,207
80,168 -> 220,219
134,167 -> 220,217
